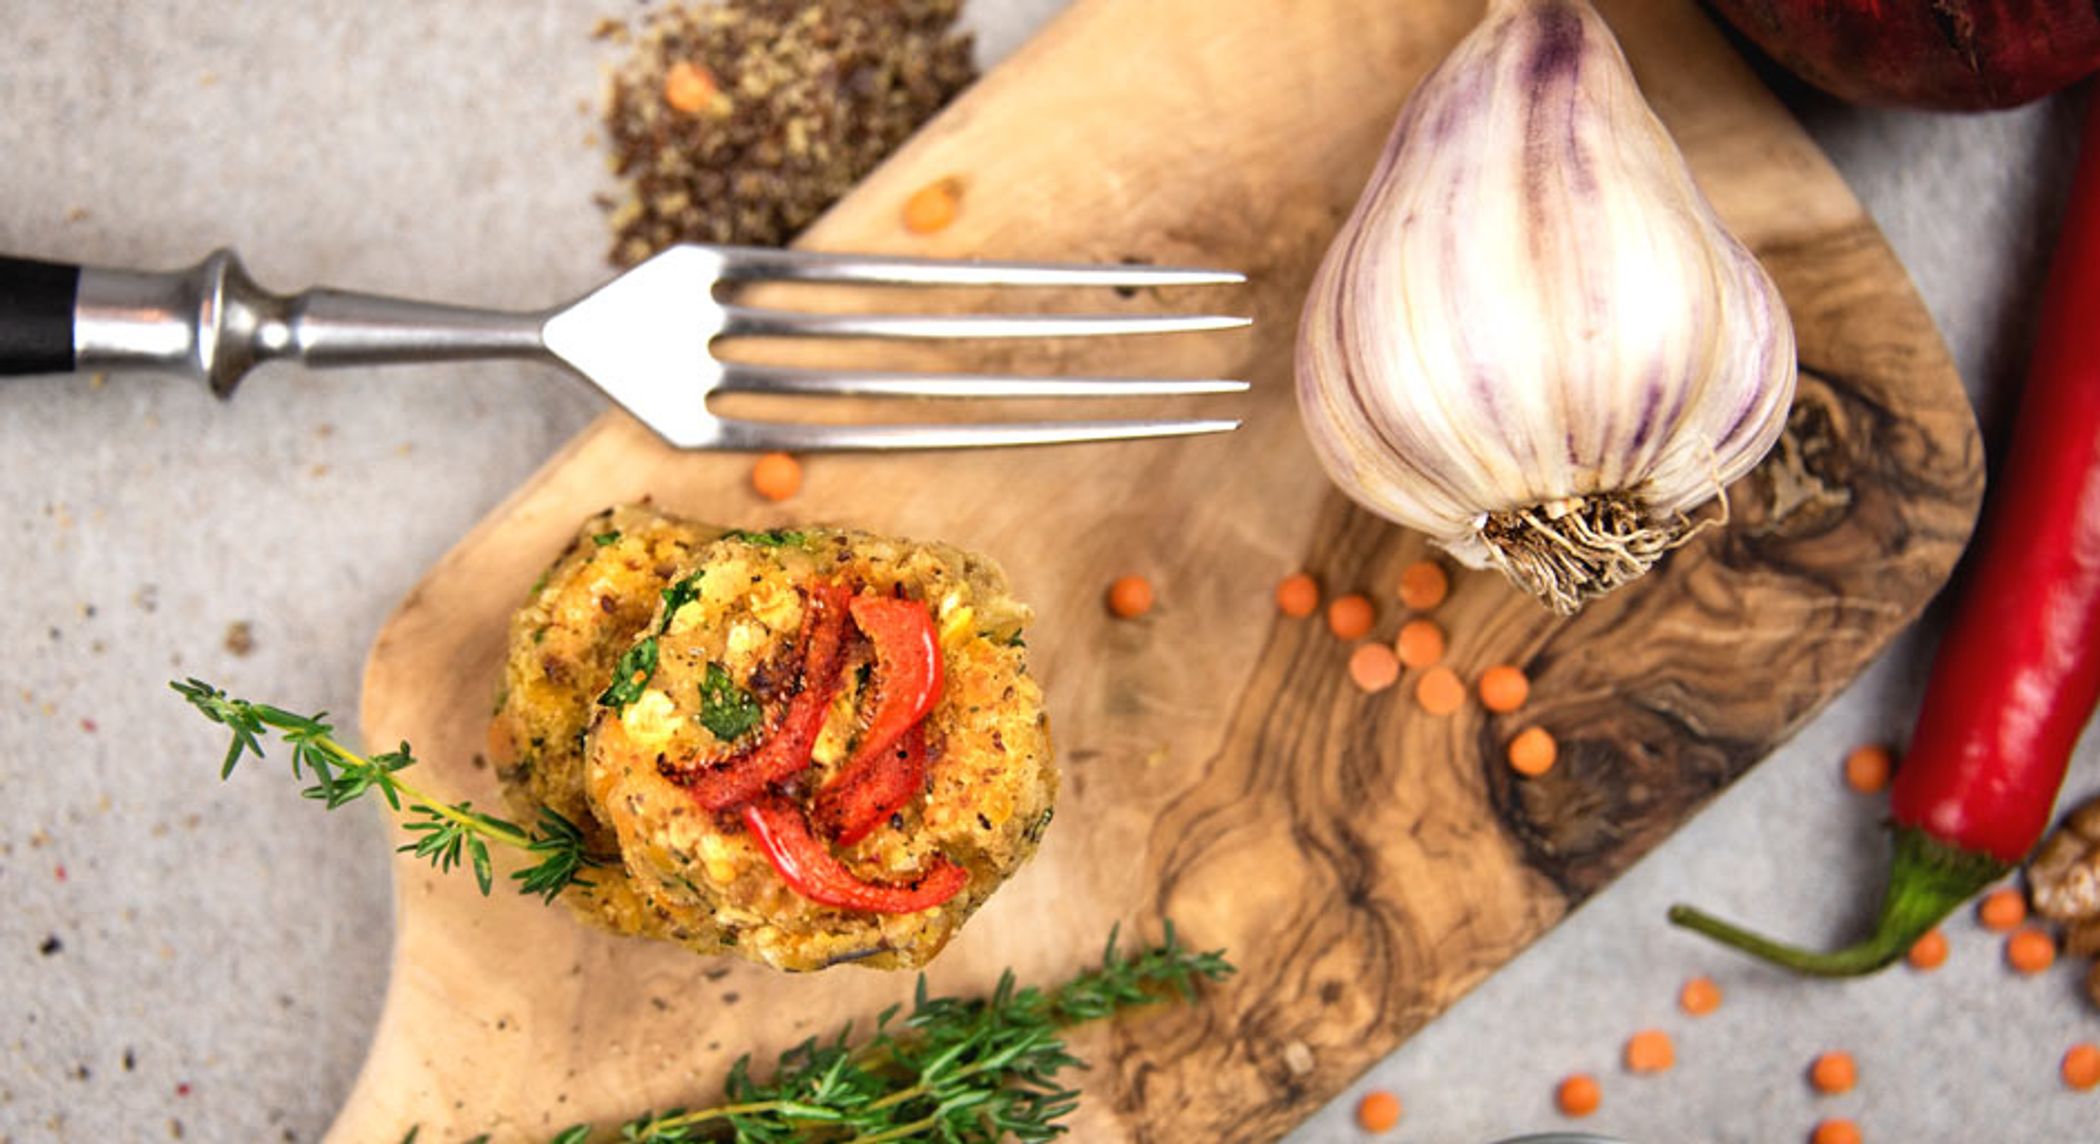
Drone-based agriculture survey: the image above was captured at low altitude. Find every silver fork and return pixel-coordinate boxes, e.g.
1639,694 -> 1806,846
0,246 -> 1249,450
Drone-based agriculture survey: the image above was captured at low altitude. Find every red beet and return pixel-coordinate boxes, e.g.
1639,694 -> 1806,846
1705,0 -> 2100,110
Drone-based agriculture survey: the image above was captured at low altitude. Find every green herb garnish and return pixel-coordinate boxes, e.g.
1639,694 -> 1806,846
597,637 -> 660,711
657,570 -> 705,632
546,922 -> 1232,1142
696,662 -> 763,742
596,571 -> 704,714
591,530 -> 622,547
173,679 -> 602,902
723,528 -> 811,548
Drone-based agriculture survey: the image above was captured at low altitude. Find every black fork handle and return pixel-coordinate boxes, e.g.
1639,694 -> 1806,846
0,255 -> 80,376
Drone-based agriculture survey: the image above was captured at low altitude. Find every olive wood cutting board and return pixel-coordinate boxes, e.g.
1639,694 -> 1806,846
344,0 -> 1983,1139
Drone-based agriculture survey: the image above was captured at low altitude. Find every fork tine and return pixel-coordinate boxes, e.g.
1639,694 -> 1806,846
711,417 -> 1243,452
712,245 -> 1246,289
715,363 -> 1248,399
720,305 -> 1249,341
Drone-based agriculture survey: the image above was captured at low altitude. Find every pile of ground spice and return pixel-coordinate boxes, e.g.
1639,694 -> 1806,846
600,0 -> 976,265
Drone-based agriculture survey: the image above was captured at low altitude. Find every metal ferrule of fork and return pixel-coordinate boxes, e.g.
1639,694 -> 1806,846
72,250 -> 545,399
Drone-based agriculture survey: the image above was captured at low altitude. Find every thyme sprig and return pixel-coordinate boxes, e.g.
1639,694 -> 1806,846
172,678 -> 603,901
547,922 -> 1232,1143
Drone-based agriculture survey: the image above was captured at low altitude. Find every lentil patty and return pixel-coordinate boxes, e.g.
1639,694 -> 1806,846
493,508 -> 1055,970
488,505 -> 721,936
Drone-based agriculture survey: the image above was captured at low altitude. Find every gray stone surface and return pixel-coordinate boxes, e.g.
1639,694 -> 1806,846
0,2 -> 2094,1142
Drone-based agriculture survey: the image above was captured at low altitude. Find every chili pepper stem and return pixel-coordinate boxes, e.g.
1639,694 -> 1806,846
1667,827 -> 2007,977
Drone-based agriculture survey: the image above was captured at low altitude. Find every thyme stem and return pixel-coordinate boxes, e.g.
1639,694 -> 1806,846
172,678 -> 601,901
308,731 -> 534,848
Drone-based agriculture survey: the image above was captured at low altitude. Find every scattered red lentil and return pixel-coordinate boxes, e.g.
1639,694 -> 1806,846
1415,666 -> 1466,716
1507,727 -> 1558,777
1348,643 -> 1402,694
1394,618 -> 1444,669
1328,594 -> 1375,641
1106,576 -> 1155,620
1977,886 -> 2027,932
1478,664 -> 1530,713
1624,1029 -> 1675,1074
1555,1073 -> 1601,1118
750,452 -> 803,502
1843,744 -> 1893,794
1397,560 -> 1449,610
1678,975 -> 1722,1016
1906,928 -> 1949,970
1809,1050 -> 1857,1095
2006,927 -> 2057,974
1276,573 -> 1320,619
661,59 -> 722,115
903,177 -> 964,234
1355,1089 -> 1403,1133
2063,1042 -> 2100,1091
1810,1118 -> 1862,1144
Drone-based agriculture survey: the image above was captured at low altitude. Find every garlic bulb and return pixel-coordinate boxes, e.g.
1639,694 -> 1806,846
1294,0 -> 1796,614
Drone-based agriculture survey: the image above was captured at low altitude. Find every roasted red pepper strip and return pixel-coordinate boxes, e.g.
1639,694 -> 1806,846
1670,101 -> 2100,974
814,597 -> 943,844
845,596 -> 945,764
817,722 -> 929,846
683,584 -> 852,811
741,793 -> 968,913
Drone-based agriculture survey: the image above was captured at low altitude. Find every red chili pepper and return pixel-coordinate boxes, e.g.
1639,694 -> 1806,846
682,584 -> 852,811
740,793 -> 968,913
1669,101 -> 2100,974
814,597 -> 943,844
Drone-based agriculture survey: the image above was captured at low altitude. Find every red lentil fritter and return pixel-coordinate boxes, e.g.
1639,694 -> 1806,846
493,508 -> 1056,970
489,505 -> 722,935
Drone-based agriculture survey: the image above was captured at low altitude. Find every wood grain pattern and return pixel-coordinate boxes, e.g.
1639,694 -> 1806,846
339,1 -> 1982,1140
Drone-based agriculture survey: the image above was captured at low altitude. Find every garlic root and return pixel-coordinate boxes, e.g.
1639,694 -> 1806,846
1481,491 -> 1705,616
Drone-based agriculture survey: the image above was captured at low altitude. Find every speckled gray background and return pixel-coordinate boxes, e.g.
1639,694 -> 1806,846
1,2 -> 2095,1142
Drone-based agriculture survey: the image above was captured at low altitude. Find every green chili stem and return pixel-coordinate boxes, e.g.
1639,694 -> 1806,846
1668,827 -> 2009,977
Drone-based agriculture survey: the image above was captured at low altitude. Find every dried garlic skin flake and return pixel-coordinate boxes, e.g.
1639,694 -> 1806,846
2031,796 -> 2100,923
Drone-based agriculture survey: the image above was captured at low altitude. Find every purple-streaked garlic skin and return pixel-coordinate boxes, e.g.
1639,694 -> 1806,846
1294,0 -> 1795,581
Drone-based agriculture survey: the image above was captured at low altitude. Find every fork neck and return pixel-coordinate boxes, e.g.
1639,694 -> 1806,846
76,249 -> 550,397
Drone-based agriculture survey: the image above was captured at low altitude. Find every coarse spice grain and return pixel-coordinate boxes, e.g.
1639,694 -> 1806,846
601,0 -> 977,263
